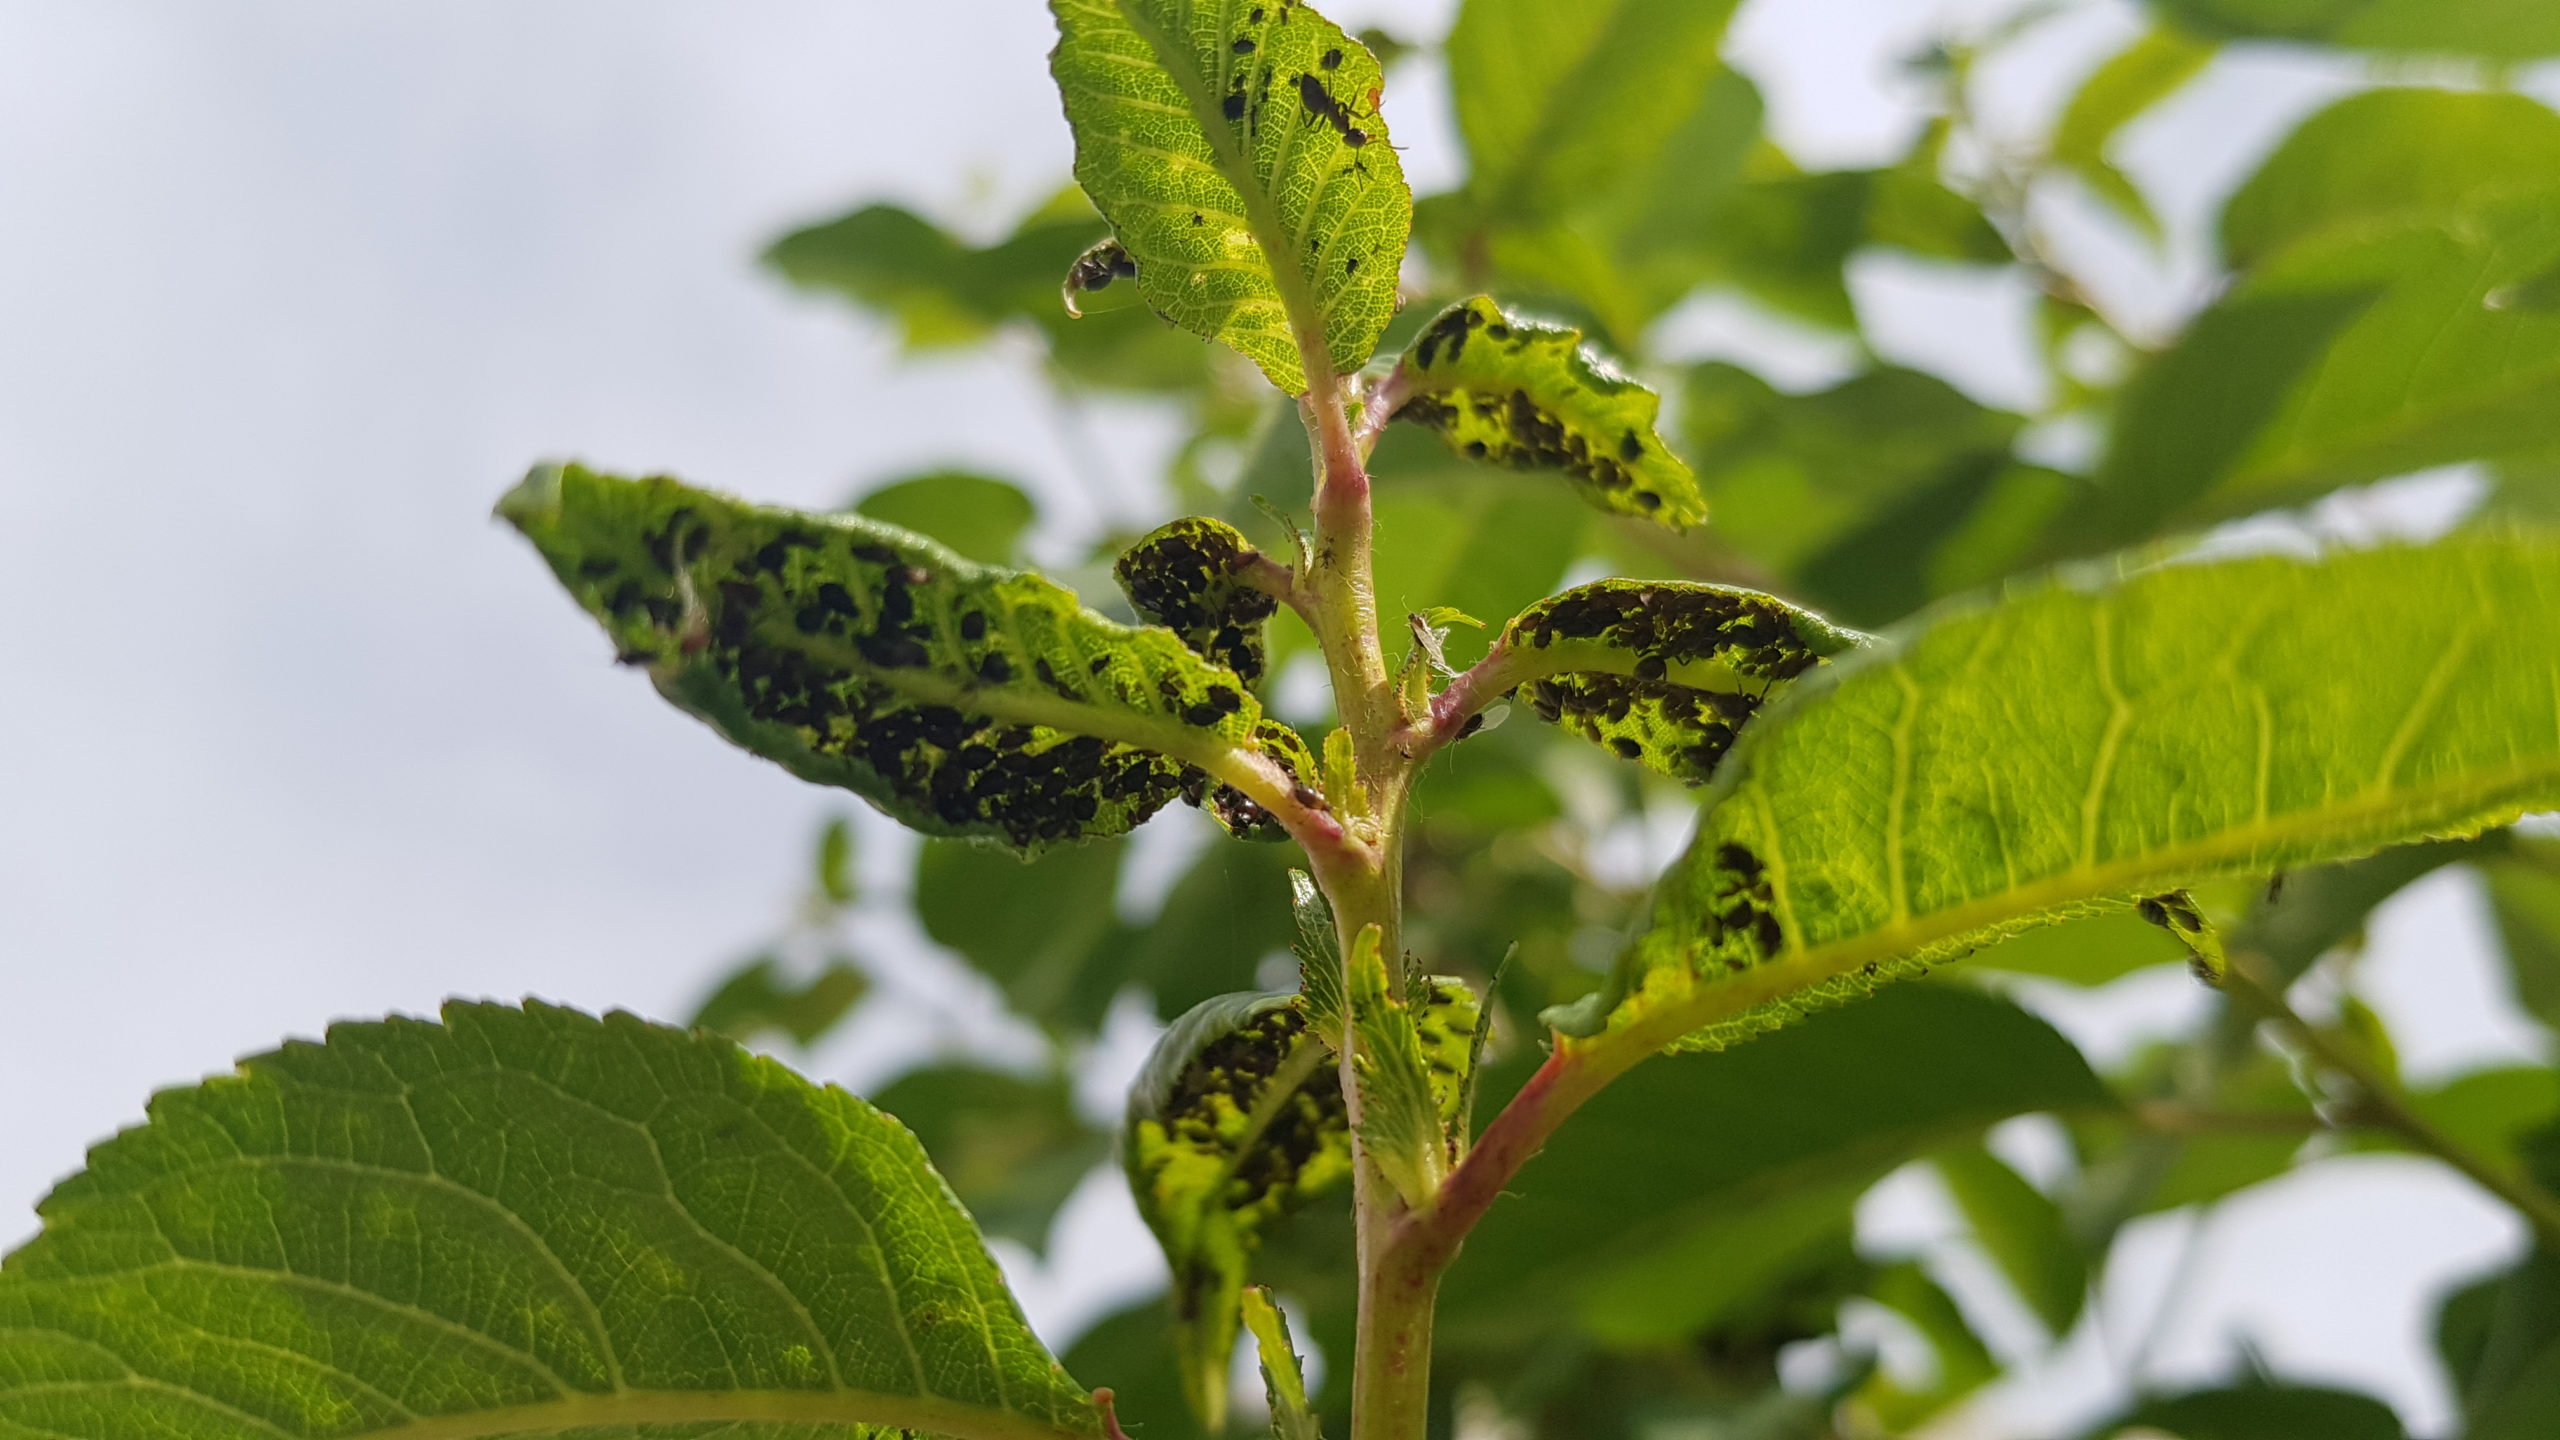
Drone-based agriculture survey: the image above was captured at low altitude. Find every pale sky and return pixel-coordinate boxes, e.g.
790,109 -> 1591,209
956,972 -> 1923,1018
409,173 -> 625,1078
3,3 -> 2552,1434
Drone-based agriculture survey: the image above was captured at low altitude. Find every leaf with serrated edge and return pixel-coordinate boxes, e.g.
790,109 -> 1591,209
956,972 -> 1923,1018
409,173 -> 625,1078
502,462 -> 1289,855
1123,992 -> 1348,1430
0,1001 -> 1101,1440
1479,580 -> 1864,783
1345,926 -> 1446,1211
1557,534 -> 2560,1055
1391,297 -> 1707,528
1047,0 -> 1411,394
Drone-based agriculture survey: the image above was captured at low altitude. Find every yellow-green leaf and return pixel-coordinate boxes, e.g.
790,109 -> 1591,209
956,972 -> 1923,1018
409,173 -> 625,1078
0,1002 -> 1102,1440
1047,0 -> 1411,394
1560,534 -> 2560,1055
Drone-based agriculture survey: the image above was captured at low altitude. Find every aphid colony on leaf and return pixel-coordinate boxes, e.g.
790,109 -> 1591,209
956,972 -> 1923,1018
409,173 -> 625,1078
519,466 -> 1306,853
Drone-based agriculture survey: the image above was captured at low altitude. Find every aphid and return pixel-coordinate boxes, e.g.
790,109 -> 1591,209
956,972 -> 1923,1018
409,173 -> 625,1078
1321,47 -> 1342,69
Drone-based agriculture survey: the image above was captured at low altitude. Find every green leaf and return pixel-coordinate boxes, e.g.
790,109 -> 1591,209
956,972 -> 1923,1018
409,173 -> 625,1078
2489,855 -> 2560,1033
1059,1299 -> 1214,1440
1484,579 -> 1864,784
2088,193 -> 2560,540
2050,26 -> 2215,242
0,1001 -> 1101,1440
816,813 -> 859,905
870,1065 -> 1111,1255
1345,927 -> 1452,1211
1967,909 -> 2191,985
1123,993 -> 1349,1430
1388,297 -> 1708,528
1565,533 -> 2560,1053
1290,869 -> 1347,1053
1934,1145 -> 2085,1339
1240,1288 -> 1320,1440
2223,89 -> 2560,270
2154,0 -> 2560,60
689,955 -> 871,1048
501,463 -> 1288,855
2441,1248 -> 2560,1439
855,472 -> 1040,569
1444,0 -> 1745,227
2082,1382 -> 2406,1440
1680,362 -> 2032,621
1115,517 -> 1282,685
1125,840 -> 1307,1019
1047,0 -> 1411,394
1856,1259 -> 1999,1429
768,192 -> 1227,397
1439,984 -> 2110,1349
916,836 -> 1128,1035
765,195 -> 1094,350
2405,1066 -> 2560,1175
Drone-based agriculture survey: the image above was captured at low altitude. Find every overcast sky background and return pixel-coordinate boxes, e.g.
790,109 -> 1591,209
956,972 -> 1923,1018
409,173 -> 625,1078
4,3 -> 2555,1435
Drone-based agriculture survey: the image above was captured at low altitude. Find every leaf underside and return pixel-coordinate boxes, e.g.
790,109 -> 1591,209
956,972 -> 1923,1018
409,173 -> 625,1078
1564,534 -> 2560,1051
1048,0 -> 1412,394
1123,993 -> 1349,1430
501,463 -> 1266,855
1501,580 -> 1864,784
0,1002 -> 1099,1440
1394,298 -> 1708,528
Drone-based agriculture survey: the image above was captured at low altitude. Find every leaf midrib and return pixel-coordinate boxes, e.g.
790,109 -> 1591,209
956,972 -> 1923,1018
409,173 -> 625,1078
1584,749 -> 2560,1064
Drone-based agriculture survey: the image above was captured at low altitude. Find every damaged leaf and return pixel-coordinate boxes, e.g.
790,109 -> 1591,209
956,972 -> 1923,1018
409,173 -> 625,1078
501,462 -> 1282,855
1390,297 -> 1708,528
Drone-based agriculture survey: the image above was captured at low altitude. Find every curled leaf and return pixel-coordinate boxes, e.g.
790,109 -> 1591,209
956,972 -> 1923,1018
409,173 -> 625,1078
1391,297 -> 1707,528
502,463 -> 1276,855
1116,516 -> 1283,684
1497,579 -> 1863,782
1124,993 -> 1350,1429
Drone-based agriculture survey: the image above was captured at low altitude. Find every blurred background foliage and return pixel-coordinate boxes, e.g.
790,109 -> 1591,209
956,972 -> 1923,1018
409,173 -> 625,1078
686,2 -> 2560,1436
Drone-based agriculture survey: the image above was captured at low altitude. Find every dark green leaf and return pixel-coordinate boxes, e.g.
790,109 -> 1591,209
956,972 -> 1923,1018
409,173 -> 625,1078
689,955 -> 871,1048
2091,193 -> 2560,539
1123,993 -> 1349,1429
1444,0 -> 1745,227
815,813 -> 859,905
2441,1249 -> 2560,1439
1389,297 -> 1707,529
1061,1299 -> 1217,1440
1571,534 -> 2560,1052
1682,361 -> 2028,596
2154,0 -> 2560,60
1486,579 -> 1863,783
2224,89 -> 2560,270
1048,0 -> 1410,393
1935,1144 -> 2086,1339
916,836 -> 1128,1034
1966,909 -> 2191,985
1441,985 -> 2110,1349
855,471 -> 1040,568
2490,855 -> 2560,1032
765,194 -> 1096,349
501,463 -> 1288,855
2083,1382 -> 2405,1440
1129,840 -> 1307,1022
871,1065 -> 1111,1254
1856,1259 -> 1999,1428
0,1002 -> 1101,1440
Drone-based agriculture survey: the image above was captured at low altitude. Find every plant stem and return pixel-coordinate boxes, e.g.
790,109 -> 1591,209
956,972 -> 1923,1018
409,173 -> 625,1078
2218,952 -> 2560,1241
